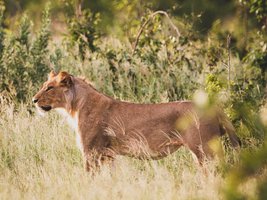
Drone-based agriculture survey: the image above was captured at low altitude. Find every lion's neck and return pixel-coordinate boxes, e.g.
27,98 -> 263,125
69,79 -> 113,114
56,81 -> 113,152
59,78 -> 113,124
56,108 -> 78,131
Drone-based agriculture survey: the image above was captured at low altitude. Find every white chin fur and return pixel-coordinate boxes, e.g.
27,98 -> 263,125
36,106 -> 46,116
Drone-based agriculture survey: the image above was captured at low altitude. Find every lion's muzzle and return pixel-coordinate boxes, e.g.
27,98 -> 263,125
40,105 -> 52,111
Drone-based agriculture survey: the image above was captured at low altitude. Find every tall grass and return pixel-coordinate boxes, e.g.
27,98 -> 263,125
0,103 -> 234,200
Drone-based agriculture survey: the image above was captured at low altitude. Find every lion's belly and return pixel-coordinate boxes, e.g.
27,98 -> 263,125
109,128 -> 183,159
106,105 -> 187,158
115,140 -> 183,159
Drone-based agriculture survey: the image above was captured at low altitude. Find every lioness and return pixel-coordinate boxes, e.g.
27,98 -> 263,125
33,71 -> 241,171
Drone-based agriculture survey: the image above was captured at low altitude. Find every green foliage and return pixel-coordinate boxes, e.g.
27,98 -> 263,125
0,4 -> 5,98
67,9 -> 101,61
0,5 -> 51,102
225,135 -> 267,200
30,4 -> 51,83
0,3 -> 4,59
243,32 -> 267,88
241,0 -> 267,29
205,74 -> 225,97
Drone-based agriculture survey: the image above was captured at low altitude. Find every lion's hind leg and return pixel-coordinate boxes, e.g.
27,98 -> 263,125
187,143 -> 214,165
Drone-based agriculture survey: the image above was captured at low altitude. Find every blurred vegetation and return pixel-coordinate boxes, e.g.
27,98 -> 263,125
0,0 -> 266,199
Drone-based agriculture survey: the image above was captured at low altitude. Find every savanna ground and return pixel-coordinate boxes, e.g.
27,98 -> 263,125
0,1 -> 267,199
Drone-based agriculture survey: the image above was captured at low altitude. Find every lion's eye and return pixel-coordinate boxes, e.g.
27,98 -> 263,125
46,86 -> 54,91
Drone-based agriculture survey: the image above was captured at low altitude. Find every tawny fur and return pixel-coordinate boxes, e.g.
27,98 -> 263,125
33,71 -> 241,172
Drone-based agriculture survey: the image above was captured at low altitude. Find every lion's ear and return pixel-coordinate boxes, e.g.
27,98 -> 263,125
48,70 -> 57,80
58,71 -> 73,87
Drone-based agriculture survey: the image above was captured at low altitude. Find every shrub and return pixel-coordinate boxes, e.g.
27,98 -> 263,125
0,5 -> 51,102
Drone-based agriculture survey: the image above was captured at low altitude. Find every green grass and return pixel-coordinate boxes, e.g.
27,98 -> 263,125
0,103 -> 233,200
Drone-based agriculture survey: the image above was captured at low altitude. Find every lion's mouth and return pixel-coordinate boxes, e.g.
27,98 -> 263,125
41,106 -> 52,111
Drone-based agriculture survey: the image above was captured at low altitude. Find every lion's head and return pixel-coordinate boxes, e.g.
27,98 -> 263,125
33,71 -> 74,113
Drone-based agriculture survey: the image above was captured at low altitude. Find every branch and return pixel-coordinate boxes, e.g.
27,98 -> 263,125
132,10 -> 181,55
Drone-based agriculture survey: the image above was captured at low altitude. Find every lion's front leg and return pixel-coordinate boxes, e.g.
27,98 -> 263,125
84,149 -> 116,173
83,151 -> 100,173
84,157 -> 95,173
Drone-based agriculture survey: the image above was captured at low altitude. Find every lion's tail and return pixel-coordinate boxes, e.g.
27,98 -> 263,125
218,110 -> 241,147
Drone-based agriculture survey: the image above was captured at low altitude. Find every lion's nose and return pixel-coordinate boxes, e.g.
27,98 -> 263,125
33,98 -> 39,103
